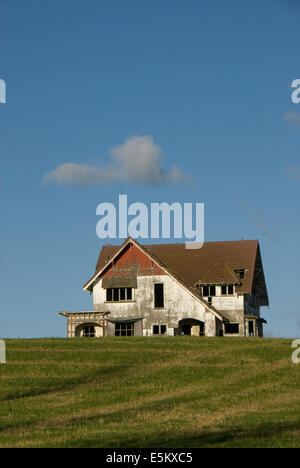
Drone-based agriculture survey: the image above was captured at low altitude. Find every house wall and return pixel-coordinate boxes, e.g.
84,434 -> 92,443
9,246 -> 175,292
93,274 -> 218,337
202,286 -> 246,336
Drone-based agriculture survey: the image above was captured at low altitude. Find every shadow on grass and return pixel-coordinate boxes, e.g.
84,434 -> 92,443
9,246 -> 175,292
63,419 -> 300,448
0,364 -> 130,403
0,364 -> 131,433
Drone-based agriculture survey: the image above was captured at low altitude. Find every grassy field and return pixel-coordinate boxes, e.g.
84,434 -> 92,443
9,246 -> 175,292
0,337 -> 299,448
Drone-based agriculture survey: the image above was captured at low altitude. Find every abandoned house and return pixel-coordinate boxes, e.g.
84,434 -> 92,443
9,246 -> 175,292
60,237 -> 269,338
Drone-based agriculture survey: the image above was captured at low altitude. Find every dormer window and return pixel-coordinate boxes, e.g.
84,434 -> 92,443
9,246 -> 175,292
202,285 -> 216,297
234,269 -> 245,279
221,285 -> 234,295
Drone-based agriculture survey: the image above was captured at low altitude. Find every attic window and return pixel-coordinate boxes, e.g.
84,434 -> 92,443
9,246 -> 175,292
154,283 -> 164,308
234,269 -> 245,279
221,285 -> 234,295
106,288 -> 133,302
202,286 -> 216,297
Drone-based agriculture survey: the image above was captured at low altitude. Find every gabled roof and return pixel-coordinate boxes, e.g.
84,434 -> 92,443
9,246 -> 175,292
83,238 -> 226,321
84,237 -> 269,308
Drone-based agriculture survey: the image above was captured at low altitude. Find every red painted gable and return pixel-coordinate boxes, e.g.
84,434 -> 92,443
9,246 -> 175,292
102,243 -> 165,278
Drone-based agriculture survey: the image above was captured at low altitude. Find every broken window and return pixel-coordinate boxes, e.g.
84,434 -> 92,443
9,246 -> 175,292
154,283 -> 164,308
221,285 -> 234,295
224,323 -> 239,334
106,287 -> 133,302
83,326 -> 95,337
115,322 -> 134,337
202,285 -> 216,297
153,324 -> 167,335
234,269 -> 245,279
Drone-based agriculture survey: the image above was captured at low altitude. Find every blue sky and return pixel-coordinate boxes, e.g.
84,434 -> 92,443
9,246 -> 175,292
0,0 -> 300,338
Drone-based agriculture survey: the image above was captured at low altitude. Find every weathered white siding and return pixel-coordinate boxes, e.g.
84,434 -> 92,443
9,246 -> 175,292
93,274 -> 218,336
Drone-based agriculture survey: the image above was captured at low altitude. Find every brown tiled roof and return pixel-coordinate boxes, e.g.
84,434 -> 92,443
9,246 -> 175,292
85,239 -> 269,306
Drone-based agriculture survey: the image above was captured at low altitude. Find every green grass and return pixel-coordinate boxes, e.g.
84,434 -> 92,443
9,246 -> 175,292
0,337 -> 299,448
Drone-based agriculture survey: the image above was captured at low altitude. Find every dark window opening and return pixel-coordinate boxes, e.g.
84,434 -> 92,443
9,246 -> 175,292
234,269 -> 245,279
115,322 -> 134,337
154,283 -> 164,308
221,285 -> 234,295
106,288 -> 113,301
126,287 -> 132,300
202,285 -> 216,297
224,323 -> 239,334
106,287 -> 133,302
248,320 -> 254,337
208,296 -> 212,305
153,324 -> 167,335
83,326 -> 95,338
113,288 -> 119,301
120,288 -> 126,300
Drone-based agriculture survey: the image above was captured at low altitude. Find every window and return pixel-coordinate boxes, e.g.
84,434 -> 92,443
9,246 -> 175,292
120,288 -> 126,300
221,285 -> 234,295
106,287 -> 133,302
154,283 -> 164,308
202,285 -> 216,297
115,322 -> 134,336
106,288 -> 113,301
126,287 -> 132,300
153,324 -> 167,335
83,326 -> 95,337
224,323 -> 239,334
113,288 -> 119,301
234,269 -> 245,279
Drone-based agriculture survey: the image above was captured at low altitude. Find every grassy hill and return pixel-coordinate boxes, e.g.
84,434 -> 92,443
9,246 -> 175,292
0,337 -> 299,448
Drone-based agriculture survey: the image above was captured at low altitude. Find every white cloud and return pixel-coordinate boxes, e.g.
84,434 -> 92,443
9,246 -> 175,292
43,135 -> 187,187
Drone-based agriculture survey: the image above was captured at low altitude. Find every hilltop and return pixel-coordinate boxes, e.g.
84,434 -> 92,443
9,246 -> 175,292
0,337 -> 299,448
